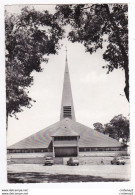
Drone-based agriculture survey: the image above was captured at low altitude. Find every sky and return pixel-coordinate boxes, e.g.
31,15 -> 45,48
6,4 -> 129,146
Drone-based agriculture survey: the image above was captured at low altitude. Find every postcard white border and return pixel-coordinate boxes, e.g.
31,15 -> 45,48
0,0 -> 135,194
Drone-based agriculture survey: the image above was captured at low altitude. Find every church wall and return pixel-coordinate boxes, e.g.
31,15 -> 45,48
7,146 -> 127,154
79,147 -> 127,152
7,148 -> 51,153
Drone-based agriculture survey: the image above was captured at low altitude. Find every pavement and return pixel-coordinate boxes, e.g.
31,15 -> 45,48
7,164 -> 130,183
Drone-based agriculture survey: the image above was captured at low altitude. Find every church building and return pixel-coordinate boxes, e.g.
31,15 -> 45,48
7,53 -> 126,157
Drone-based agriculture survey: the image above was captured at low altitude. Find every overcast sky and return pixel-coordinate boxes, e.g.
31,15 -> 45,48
6,4 -> 129,146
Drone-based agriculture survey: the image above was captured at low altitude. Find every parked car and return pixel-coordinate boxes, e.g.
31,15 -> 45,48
67,158 -> 79,166
44,156 -> 54,166
111,157 -> 125,165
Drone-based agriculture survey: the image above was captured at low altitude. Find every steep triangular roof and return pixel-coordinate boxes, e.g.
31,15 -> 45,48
8,118 -> 123,149
51,126 -> 79,137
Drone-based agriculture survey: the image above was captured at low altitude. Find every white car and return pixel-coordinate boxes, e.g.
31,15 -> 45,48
111,157 -> 125,165
44,156 -> 54,166
67,158 -> 79,166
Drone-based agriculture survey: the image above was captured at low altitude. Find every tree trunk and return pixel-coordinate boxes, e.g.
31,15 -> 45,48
124,62 -> 129,101
6,109 -> 8,131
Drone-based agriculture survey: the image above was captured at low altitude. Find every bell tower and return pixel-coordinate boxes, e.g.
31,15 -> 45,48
60,48 -> 76,121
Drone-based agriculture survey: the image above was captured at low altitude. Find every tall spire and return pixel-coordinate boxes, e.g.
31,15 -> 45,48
60,48 -> 76,121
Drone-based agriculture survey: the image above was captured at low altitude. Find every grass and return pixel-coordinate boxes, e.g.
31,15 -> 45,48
8,172 -> 129,183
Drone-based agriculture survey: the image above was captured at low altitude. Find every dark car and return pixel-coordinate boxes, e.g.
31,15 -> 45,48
44,156 -> 54,166
67,157 -> 79,166
111,157 -> 125,165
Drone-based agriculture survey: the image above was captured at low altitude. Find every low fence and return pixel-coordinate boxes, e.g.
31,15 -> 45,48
79,151 -> 128,157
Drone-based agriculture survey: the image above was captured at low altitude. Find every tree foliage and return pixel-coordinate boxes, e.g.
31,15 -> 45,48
6,7 -> 64,119
93,122 -> 105,133
93,115 -> 129,144
104,115 -> 129,144
55,4 -> 129,101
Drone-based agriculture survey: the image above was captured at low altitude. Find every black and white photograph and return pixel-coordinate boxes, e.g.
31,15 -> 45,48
5,3 -> 130,183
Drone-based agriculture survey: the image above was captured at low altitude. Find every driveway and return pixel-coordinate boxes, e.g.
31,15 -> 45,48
7,164 -> 130,183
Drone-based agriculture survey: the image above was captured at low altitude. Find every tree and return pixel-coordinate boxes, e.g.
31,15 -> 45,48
55,4 -> 129,101
104,115 -> 129,144
93,122 -> 105,133
5,7 -> 64,123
